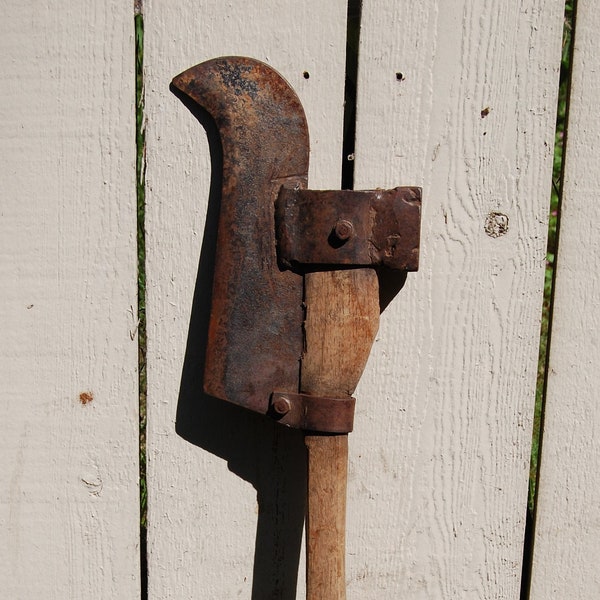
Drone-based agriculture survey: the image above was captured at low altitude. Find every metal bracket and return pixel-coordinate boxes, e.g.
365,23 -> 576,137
270,392 -> 356,433
276,186 -> 421,271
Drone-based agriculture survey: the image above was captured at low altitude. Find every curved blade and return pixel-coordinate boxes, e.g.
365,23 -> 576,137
172,57 -> 309,415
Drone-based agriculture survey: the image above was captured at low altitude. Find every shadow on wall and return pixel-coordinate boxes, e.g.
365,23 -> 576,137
171,85 -> 307,600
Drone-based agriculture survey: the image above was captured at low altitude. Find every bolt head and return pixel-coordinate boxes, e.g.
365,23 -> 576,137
334,219 -> 354,241
273,396 -> 292,415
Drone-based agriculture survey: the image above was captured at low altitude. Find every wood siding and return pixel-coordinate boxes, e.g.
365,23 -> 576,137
0,1 -> 139,597
5,1 -> 600,598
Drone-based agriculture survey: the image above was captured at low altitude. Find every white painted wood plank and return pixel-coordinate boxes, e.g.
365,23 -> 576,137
143,1 -> 347,597
529,1 -> 600,596
0,1 -> 139,598
350,1 -> 563,597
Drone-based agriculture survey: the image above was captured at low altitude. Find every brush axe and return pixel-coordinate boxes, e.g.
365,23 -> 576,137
172,56 -> 421,599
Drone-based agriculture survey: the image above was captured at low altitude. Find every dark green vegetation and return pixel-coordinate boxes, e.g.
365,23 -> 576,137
135,8 -> 148,575
529,0 -> 574,513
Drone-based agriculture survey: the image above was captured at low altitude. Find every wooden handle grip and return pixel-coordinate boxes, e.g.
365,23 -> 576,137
305,433 -> 348,600
301,268 -> 379,599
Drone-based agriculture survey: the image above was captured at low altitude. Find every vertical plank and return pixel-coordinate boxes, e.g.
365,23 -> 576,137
350,1 -> 563,597
530,1 -> 600,596
143,1 -> 347,597
0,2 -> 139,598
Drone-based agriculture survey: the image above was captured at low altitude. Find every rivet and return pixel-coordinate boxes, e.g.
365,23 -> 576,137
273,396 -> 292,415
334,219 -> 354,241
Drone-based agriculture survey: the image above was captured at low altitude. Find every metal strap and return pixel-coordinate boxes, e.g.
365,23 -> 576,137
270,392 -> 356,433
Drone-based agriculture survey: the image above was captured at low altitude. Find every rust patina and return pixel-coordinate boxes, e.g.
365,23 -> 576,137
172,57 -> 421,432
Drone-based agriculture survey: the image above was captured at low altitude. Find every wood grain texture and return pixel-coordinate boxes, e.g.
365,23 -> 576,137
302,269 -> 380,398
143,1 -> 348,597
305,434 -> 349,600
529,2 -> 600,596
0,1 -> 139,597
303,269 -> 379,600
349,1 -> 564,597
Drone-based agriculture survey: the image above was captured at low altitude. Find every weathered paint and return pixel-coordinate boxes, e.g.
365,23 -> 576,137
0,1 -> 139,597
530,1 -> 600,596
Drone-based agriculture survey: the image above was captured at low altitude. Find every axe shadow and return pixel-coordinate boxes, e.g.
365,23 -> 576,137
171,84 -> 307,599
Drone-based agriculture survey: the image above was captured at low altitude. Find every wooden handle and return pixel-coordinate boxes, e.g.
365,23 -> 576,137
305,434 -> 348,600
301,269 -> 379,600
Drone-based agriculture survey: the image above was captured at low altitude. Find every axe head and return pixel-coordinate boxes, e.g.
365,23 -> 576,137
172,57 -> 308,417
172,57 -> 421,430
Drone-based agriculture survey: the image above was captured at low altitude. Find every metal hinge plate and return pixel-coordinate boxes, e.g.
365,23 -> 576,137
276,186 -> 421,271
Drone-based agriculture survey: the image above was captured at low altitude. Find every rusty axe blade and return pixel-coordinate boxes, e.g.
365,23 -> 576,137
172,57 -> 308,416
172,57 -> 421,430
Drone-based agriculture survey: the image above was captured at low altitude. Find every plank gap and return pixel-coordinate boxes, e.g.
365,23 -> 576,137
520,1 -> 576,598
341,0 -> 362,190
135,3 -> 148,599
